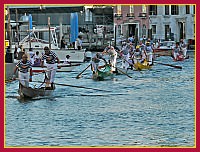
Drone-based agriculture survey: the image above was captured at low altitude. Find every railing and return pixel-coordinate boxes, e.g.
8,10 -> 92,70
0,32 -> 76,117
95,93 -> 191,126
126,13 -> 134,18
114,13 -> 122,19
138,12 -> 147,18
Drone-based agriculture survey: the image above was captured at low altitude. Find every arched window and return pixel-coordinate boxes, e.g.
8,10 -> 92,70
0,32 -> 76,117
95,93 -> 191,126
118,25 -> 121,35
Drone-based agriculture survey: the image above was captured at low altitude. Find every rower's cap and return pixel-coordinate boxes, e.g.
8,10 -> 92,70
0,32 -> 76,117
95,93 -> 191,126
136,45 -> 140,49
146,42 -> 150,45
44,46 -> 50,51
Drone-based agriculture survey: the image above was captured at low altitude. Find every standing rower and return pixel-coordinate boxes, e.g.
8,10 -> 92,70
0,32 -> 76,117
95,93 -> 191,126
13,54 -> 33,87
41,46 -> 60,88
102,46 -> 118,72
121,42 -> 130,70
144,41 -> 153,65
91,53 -> 101,74
133,45 -> 144,64
179,39 -> 187,58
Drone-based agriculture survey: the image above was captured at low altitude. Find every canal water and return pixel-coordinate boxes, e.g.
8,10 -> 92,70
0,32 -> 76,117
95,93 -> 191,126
5,55 -> 195,147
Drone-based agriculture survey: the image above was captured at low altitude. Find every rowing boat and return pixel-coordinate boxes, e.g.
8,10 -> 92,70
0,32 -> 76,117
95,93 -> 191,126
32,63 -> 81,73
173,54 -> 189,62
134,60 -> 151,71
18,83 -> 55,98
153,48 -> 172,56
92,64 -> 113,81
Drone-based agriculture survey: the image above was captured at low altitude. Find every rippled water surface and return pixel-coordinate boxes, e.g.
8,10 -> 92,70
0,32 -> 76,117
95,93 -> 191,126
5,56 -> 195,147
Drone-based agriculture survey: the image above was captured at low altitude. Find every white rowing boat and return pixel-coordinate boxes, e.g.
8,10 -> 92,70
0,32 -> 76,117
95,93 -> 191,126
32,63 -> 81,72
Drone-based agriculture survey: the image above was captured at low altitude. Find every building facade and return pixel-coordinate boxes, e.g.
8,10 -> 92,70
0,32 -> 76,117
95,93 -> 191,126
114,5 -> 195,44
114,5 -> 150,42
7,5 -> 114,50
149,5 -> 195,42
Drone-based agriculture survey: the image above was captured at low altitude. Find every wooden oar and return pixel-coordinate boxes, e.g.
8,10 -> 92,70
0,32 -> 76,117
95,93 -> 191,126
153,61 -> 182,69
123,58 -> 143,73
154,53 -> 171,57
114,66 -> 133,78
32,80 -> 111,92
13,78 -> 111,92
76,64 -> 91,79
116,52 -> 143,73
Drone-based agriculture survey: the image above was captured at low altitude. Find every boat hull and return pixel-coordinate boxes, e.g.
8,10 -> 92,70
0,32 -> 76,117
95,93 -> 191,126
153,48 -> 172,56
18,84 -> 55,98
92,65 -> 113,81
32,63 -> 81,73
174,54 -> 189,62
134,61 -> 151,71
33,49 -> 85,63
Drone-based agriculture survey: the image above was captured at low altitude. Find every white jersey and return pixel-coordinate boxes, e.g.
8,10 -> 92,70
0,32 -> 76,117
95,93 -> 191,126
145,45 -> 153,53
28,51 -> 35,64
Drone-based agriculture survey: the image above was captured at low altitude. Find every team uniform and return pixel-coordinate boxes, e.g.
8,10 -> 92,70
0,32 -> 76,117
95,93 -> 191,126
133,47 -> 144,64
121,45 -> 130,70
180,42 -> 187,57
105,47 -> 117,72
173,46 -> 181,60
91,55 -> 101,73
28,50 -> 35,65
16,60 -> 32,87
144,44 -> 153,65
41,51 -> 58,84
33,54 -> 41,66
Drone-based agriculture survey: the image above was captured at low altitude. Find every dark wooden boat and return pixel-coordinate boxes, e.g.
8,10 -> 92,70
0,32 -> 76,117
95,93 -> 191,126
153,48 -> 173,56
18,83 -> 55,98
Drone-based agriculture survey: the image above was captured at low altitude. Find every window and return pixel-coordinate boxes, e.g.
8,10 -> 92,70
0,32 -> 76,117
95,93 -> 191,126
118,25 -> 121,35
142,5 -> 147,13
186,5 -> 190,14
165,25 -> 170,40
142,24 -> 146,36
130,5 -> 134,13
152,25 -> 156,34
149,5 -> 157,15
165,5 -> 169,15
193,5 -> 195,14
117,5 -> 122,14
85,8 -> 92,22
171,5 -> 179,15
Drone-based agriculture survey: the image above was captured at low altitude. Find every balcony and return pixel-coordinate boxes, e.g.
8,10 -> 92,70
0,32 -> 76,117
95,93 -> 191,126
126,13 -> 134,18
138,12 -> 147,18
114,13 -> 122,20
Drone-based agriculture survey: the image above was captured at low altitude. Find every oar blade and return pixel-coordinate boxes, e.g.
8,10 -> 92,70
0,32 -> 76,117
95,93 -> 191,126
115,67 -> 132,78
76,74 -> 82,79
154,61 -> 182,69
76,64 -> 91,79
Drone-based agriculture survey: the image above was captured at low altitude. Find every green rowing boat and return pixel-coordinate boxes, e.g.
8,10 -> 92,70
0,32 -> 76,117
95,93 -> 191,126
92,64 -> 113,81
